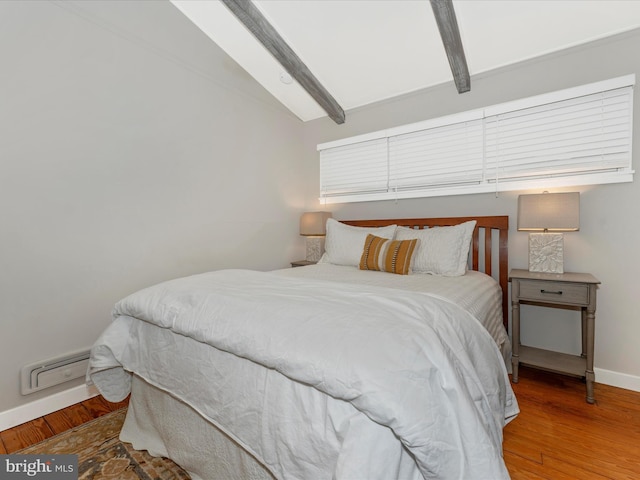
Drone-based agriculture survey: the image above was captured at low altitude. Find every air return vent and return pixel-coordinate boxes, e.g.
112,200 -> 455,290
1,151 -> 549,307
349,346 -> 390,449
20,349 -> 90,395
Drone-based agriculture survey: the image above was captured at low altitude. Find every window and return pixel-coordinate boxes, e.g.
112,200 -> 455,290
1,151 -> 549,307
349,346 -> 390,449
318,75 -> 634,204
320,137 -> 388,196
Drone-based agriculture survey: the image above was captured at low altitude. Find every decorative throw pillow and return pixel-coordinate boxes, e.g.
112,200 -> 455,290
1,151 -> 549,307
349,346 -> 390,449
359,234 -> 418,275
395,220 -> 476,276
359,234 -> 390,271
323,218 -> 397,267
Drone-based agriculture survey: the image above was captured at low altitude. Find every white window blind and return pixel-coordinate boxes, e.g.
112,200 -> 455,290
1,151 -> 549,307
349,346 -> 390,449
389,118 -> 485,191
319,137 -> 388,197
485,86 -> 633,183
318,75 -> 634,204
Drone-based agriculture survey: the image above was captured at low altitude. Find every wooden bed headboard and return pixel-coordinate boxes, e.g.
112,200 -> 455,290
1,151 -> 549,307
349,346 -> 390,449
341,216 -> 509,330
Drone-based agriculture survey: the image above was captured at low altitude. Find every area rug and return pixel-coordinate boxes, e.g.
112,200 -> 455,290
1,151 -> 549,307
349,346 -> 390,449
18,409 -> 191,479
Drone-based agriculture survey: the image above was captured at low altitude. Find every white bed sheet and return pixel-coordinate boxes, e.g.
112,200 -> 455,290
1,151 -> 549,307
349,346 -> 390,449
88,269 -> 518,480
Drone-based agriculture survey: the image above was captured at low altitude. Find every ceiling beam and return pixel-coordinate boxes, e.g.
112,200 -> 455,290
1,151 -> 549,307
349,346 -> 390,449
430,0 -> 470,94
221,0 -> 346,124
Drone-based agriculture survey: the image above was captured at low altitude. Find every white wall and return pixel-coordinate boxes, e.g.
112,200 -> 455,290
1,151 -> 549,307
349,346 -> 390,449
302,29 -> 640,391
0,0 -> 306,415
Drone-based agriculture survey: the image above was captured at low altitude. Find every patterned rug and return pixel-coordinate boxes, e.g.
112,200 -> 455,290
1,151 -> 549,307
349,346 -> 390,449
18,409 -> 191,479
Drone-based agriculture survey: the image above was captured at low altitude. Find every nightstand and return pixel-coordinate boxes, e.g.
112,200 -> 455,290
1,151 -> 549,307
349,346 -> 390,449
509,268 -> 600,403
291,260 -> 317,268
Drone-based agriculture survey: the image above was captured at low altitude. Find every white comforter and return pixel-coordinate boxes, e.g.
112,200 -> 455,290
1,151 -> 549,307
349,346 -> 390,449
276,263 -> 510,363
89,269 -> 518,480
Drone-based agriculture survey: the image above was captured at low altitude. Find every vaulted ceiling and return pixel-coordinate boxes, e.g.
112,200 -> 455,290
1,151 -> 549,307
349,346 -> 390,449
170,0 -> 640,123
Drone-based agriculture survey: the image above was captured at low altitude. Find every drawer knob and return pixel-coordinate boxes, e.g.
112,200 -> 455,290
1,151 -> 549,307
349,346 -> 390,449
541,289 -> 563,295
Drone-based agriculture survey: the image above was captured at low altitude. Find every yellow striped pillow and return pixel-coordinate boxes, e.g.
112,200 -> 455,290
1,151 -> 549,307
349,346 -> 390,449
359,234 -> 389,271
359,234 -> 418,275
384,238 -> 418,275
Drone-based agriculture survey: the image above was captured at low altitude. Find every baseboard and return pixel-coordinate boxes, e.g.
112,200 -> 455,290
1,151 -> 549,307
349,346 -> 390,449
595,367 -> 640,393
0,384 -> 99,432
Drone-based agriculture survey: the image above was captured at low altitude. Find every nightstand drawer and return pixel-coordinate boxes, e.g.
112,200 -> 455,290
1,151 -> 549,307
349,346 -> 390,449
519,280 -> 589,306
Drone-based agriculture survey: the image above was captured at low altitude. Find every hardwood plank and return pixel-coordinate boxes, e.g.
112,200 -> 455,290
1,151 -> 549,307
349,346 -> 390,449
44,402 -> 93,435
80,395 -> 119,418
508,406 -> 634,475
503,429 -> 544,464
544,449 -> 638,480
0,395 -> 128,454
0,417 -> 53,453
505,367 -> 640,480
505,450 -> 581,480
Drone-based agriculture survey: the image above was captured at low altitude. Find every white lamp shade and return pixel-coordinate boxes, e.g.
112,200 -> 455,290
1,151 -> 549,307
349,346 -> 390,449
300,212 -> 332,236
517,192 -> 580,232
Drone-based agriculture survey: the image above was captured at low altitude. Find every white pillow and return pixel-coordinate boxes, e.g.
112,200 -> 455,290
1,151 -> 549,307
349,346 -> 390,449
394,220 -> 476,276
323,218 -> 397,267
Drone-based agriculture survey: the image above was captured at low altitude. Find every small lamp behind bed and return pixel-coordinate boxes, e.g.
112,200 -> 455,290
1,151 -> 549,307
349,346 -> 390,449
300,212 -> 332,262
517,192 -> 580,274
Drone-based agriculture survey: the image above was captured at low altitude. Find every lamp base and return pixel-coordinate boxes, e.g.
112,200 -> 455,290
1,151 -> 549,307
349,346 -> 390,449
528,233 -> 564,274
305,237 -> 325,262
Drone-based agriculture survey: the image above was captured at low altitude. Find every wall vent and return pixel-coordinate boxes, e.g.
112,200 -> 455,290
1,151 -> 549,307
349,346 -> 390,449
21,349 -> 90,395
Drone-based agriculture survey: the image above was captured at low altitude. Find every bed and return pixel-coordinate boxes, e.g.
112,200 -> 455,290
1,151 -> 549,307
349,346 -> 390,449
88,216 -> 518,480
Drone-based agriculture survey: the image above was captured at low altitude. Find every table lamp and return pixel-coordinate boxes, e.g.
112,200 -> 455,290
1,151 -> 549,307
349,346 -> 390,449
517,192 -> 580,274
300,212 -> 332,262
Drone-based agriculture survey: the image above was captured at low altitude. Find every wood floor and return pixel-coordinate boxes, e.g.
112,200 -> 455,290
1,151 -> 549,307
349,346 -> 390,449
503,367 -> 640,480
0,394 -> 128,454
1,367 -> 639,479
